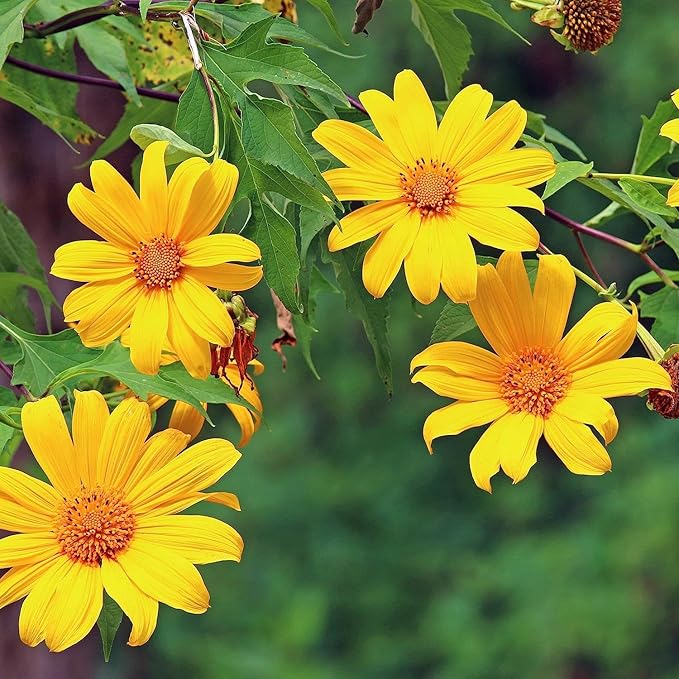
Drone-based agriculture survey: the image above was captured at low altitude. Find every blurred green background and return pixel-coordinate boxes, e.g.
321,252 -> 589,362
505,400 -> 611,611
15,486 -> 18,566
4,1 -> 679,677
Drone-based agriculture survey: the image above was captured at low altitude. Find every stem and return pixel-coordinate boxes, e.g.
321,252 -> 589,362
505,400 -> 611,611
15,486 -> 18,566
346,93 -> 367,114
0,412 -> 22,431
589,172 -> 676,187
0,360 -> 35,402
5,55 -> 181,102
509,0 -> 553,10
572,231 -> 606,287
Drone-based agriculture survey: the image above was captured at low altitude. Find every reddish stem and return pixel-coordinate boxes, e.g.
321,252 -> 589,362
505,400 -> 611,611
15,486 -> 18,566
572,231 -> 606,287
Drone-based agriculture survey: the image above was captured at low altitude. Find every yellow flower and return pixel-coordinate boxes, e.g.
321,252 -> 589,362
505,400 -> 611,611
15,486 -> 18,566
411,252 -> 671,492
660,90 -> 679,207
0,393 -> 243,652
51,141 -> 264,378
146,359 -> 264,447
312,70 -> 555,304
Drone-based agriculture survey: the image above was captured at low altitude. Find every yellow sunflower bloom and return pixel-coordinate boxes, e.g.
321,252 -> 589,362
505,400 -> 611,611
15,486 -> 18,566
0,393 -> 243,652
146,359 -> 264,447
660,90 -> 679,207
51,141 -> 264,377
312,70 -> 555,304
411,252 -> 671,492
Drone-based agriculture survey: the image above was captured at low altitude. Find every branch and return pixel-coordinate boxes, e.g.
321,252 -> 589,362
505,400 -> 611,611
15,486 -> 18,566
572,231 -> 606,288
5,55 -> 181,102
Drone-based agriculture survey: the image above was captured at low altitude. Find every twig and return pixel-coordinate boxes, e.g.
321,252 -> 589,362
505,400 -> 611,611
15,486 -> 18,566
5,55 -> 181,102
572,231 -> 606,287
346,93 -> 367,114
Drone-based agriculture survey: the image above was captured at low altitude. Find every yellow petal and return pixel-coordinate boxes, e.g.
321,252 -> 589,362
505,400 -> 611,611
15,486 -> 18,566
97,398 -> 151,488
0,466 -> 61,520
101,557 -> 158,647
456,184 -> 545,212
437,84 -> 493,164
169,401 -> 205,441
45,560 -> 103,653
455,206 -> 539,251
362,209 -> 420,298
129,290 -> 169,375
312,119 -> 404,175
543,412 -> 612,475
570,357 -> 672,397
553,394 -> 618,443
171,276 -> 234,346
393,69 -> 437,162
135,514 -> 243,564
0,557 -> 61,609
323,167 -> 403,201
454,100 -> 527,170
660,118 -> 679,143
72,390 -> 109,487
67,183 -> 140,250
410,341 -> 503,380
438,220 -> 477,303
166,295 -> 213,379
327,199 -> 409,252
358,88 -> 415,166
51,240 -> 134,282
21,396 -> 80,496
0,497 -> 54,533
140,140 -> 169,237
226,404 -> 257,447
167,157 -> 210,240
0,532 -> 60,568
668,180 -> 679,207
469,263 -> 524,358
185,263 -> 263,292
423,399 -> 509,454
404,219 -> 441,304
557,302 -> 637,371
532,254 -> 575,348
496,251 -> 534,345
117,541 -> 209,613
19,555 -> 71,647
412,366 -> 500,400
124,428 -> 191,493
458,148 -> 555,189
201,491 -> 241,511
127,438 -> 241,516
181,233 -> 261,267
90,159 -> 150,242
173,159 -> 239,242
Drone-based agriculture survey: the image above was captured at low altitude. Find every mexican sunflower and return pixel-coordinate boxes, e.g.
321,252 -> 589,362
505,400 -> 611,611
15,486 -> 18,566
0,393 -> 243,652
660,90 -> 679,207
51,141 -> 263,377
143,358 -> 264,446
410,252 -> 671,492
312,70 -> 555,304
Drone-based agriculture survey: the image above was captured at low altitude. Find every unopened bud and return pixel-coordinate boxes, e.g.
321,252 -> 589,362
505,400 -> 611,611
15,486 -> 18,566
531,6 -> 563,28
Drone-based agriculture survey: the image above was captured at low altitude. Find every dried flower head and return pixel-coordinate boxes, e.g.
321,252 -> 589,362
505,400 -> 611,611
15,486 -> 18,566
562,0 -> 622,52
648,354 -> 679,419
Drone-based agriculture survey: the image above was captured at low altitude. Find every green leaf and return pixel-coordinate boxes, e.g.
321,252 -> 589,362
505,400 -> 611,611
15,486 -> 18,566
639,287 -> 679,349
543,123 -> 587,161
203,18 -> 345,104
0,273 -> 57,330
410,0 -> 525,97
139,0 -> 153,21
89,94 -> 177,161
430,302 -> 477,343
0,79 -> 97,147
302,0 -> 347,44
543,161 -> 593,199
0,387 -> 21,464
130,124 -> 209,164
300,207 -> 332,261
0,202 -> 46,279
175,70 -> 214,155
619,178 -> 678,220
627,270 -> 679,298
632,99 -> 678,175
0,0 -> 38,67
76,23 -> 141,106
244,201 -> 301,313
49,342 -> 254,420
0,318 -> 100,396
97,593 -> 123,663
330,247 -> 392,396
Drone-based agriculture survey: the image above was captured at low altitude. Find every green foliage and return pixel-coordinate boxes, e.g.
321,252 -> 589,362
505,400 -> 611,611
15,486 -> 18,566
632,99 -> 678,174
543,161 -> 593,199
0,0 -> 38,66
97,594 -> 124,663
430,301 -> 476,344
131,123 -> 209,164
639,287 -> 679,349
619,178 -> 678,220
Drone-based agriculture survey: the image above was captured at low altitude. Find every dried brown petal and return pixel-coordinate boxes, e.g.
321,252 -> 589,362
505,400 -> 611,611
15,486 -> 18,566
353,0 -> 385,34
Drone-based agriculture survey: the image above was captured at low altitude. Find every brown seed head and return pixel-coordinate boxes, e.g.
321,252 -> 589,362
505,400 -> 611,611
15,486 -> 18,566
648,354 -> 679,419
562,0 -> 622,52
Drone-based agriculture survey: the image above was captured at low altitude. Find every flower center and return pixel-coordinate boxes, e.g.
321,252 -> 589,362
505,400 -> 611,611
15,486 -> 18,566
499,347 -> 570,417
401,159 -> 456,218
56,487 -> 135,565
132,234 -> 183,288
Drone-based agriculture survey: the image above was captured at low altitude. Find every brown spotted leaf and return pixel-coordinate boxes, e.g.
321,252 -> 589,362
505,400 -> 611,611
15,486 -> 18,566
353,0 -> 384,34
